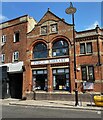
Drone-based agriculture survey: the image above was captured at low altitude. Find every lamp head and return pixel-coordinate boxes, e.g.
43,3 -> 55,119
65,2 -> 76,14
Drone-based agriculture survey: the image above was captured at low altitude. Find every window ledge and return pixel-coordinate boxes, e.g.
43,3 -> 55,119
49,31 -> 58,35
79,53 -> 93,56
40,33 -> 48,36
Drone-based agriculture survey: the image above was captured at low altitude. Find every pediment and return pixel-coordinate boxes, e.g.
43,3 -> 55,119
41,20 -> 57,26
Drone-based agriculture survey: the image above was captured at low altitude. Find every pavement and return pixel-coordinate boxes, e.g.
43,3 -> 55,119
1,98 -> 103,111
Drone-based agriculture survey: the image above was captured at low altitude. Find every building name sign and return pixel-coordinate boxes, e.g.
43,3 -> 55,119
31,58 -> 69,65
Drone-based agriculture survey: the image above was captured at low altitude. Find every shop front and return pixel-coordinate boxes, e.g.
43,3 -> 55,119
0,62 -> 23,99
31,57 -> 70,92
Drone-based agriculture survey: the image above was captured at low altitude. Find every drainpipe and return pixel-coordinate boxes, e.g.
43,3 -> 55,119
96,25 -> 101,66
96,25 -> 102,95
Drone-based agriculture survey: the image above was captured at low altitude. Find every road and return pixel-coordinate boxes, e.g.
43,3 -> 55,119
2,105 -> 102,119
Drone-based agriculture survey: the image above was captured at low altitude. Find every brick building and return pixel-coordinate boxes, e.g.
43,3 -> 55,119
0,15 -> 37,99
0,9 -> 103,100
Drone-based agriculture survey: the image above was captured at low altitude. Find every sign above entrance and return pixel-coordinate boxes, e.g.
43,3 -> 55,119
31,58 -> 69,65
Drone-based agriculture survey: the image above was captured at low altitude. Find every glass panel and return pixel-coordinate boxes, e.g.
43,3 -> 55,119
44,70 -> 47,74
66,74 -> 69,78
33,43 -> 47,58
15,32 -> 19,42
80,43 -> 85,54
33,71 -> 36,75
81,66 -> 87,80
37,70 -> 43,74
53,76 -> 56,88
86,43 -> 92,53
41,26 -> 47,34
16,52 -> 19,59
52,40 -> 69,57
2,54 -> 5,62
88,66 -> 94,81
53,51 -> 56,56
57,69 -> 64,73
65,69 -> 69,73
53,69 -> 56,74
51,24 -> 57,32
66,80 -> 69,86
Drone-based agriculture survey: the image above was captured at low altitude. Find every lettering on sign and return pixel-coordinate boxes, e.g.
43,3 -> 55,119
31,58 -> 69,65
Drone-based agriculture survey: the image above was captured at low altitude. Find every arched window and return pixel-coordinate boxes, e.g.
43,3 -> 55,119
52,39 -> 69,57
33,43 -> 47,58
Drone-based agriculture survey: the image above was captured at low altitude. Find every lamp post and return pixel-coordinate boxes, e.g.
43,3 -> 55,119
65,2 -> 79,106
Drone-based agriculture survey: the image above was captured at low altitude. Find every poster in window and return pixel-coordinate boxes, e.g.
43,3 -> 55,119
83,82 -> 94,90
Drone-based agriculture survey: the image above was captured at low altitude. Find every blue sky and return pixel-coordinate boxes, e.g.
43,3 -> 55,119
1,2 -> 101,31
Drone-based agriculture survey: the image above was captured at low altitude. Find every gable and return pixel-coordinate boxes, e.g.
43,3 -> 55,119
38,11 -> 60,25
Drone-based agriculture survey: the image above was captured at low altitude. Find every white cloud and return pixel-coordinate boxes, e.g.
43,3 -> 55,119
0,14 -> 8,23
85,21 -> 99,30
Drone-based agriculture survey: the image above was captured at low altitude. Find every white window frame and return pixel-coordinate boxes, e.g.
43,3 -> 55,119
13,51 -> 19,62
1,35 -> 6,44
1,54 -> 5,63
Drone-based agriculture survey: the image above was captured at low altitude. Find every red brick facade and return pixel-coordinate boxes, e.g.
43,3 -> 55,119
0,10 -> 103,99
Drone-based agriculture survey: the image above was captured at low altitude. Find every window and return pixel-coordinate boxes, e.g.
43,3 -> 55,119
81,66 -> 94,82
50,24 -> 58,33
80,43 -> 85,54
80,42 -> 92,54
86,43 -> 92,53
81,66 -> 87,80
14,32 -> 20,42
41,26 -> 47,35
52,40 -> 69,57
1,54 -> 5,63
33,43 -> 47,59
1,35 -> 6,43
13,51 -> 19,62
53,68 -> 70,91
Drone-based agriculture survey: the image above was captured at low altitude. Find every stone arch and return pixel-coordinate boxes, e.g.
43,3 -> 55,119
51,35 -> 71,47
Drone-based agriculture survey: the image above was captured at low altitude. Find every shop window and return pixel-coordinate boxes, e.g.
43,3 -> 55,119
50,24 -> 58,33
41,26 -> 47,35
13,51 -> 19,62
53,68 -> 70,91
14,32 -> 20,42
80,42 -> 92,54
1,54 -> 5,63
52,40 -> 69,57
81,66 -> 94,82
32,69 -> 47,91
33,43 -> 47,59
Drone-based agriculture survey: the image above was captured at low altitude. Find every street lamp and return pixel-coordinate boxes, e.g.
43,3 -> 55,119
65,2 -> 79,106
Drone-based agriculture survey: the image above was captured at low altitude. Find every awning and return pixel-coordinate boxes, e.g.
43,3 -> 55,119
0,61 -> 23,73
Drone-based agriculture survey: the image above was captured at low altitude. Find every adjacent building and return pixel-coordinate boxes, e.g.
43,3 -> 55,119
0,9 -> 103,100
0,15 -> 37,99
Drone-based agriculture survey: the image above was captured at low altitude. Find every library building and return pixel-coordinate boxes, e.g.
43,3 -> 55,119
0,8 -> 103,101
